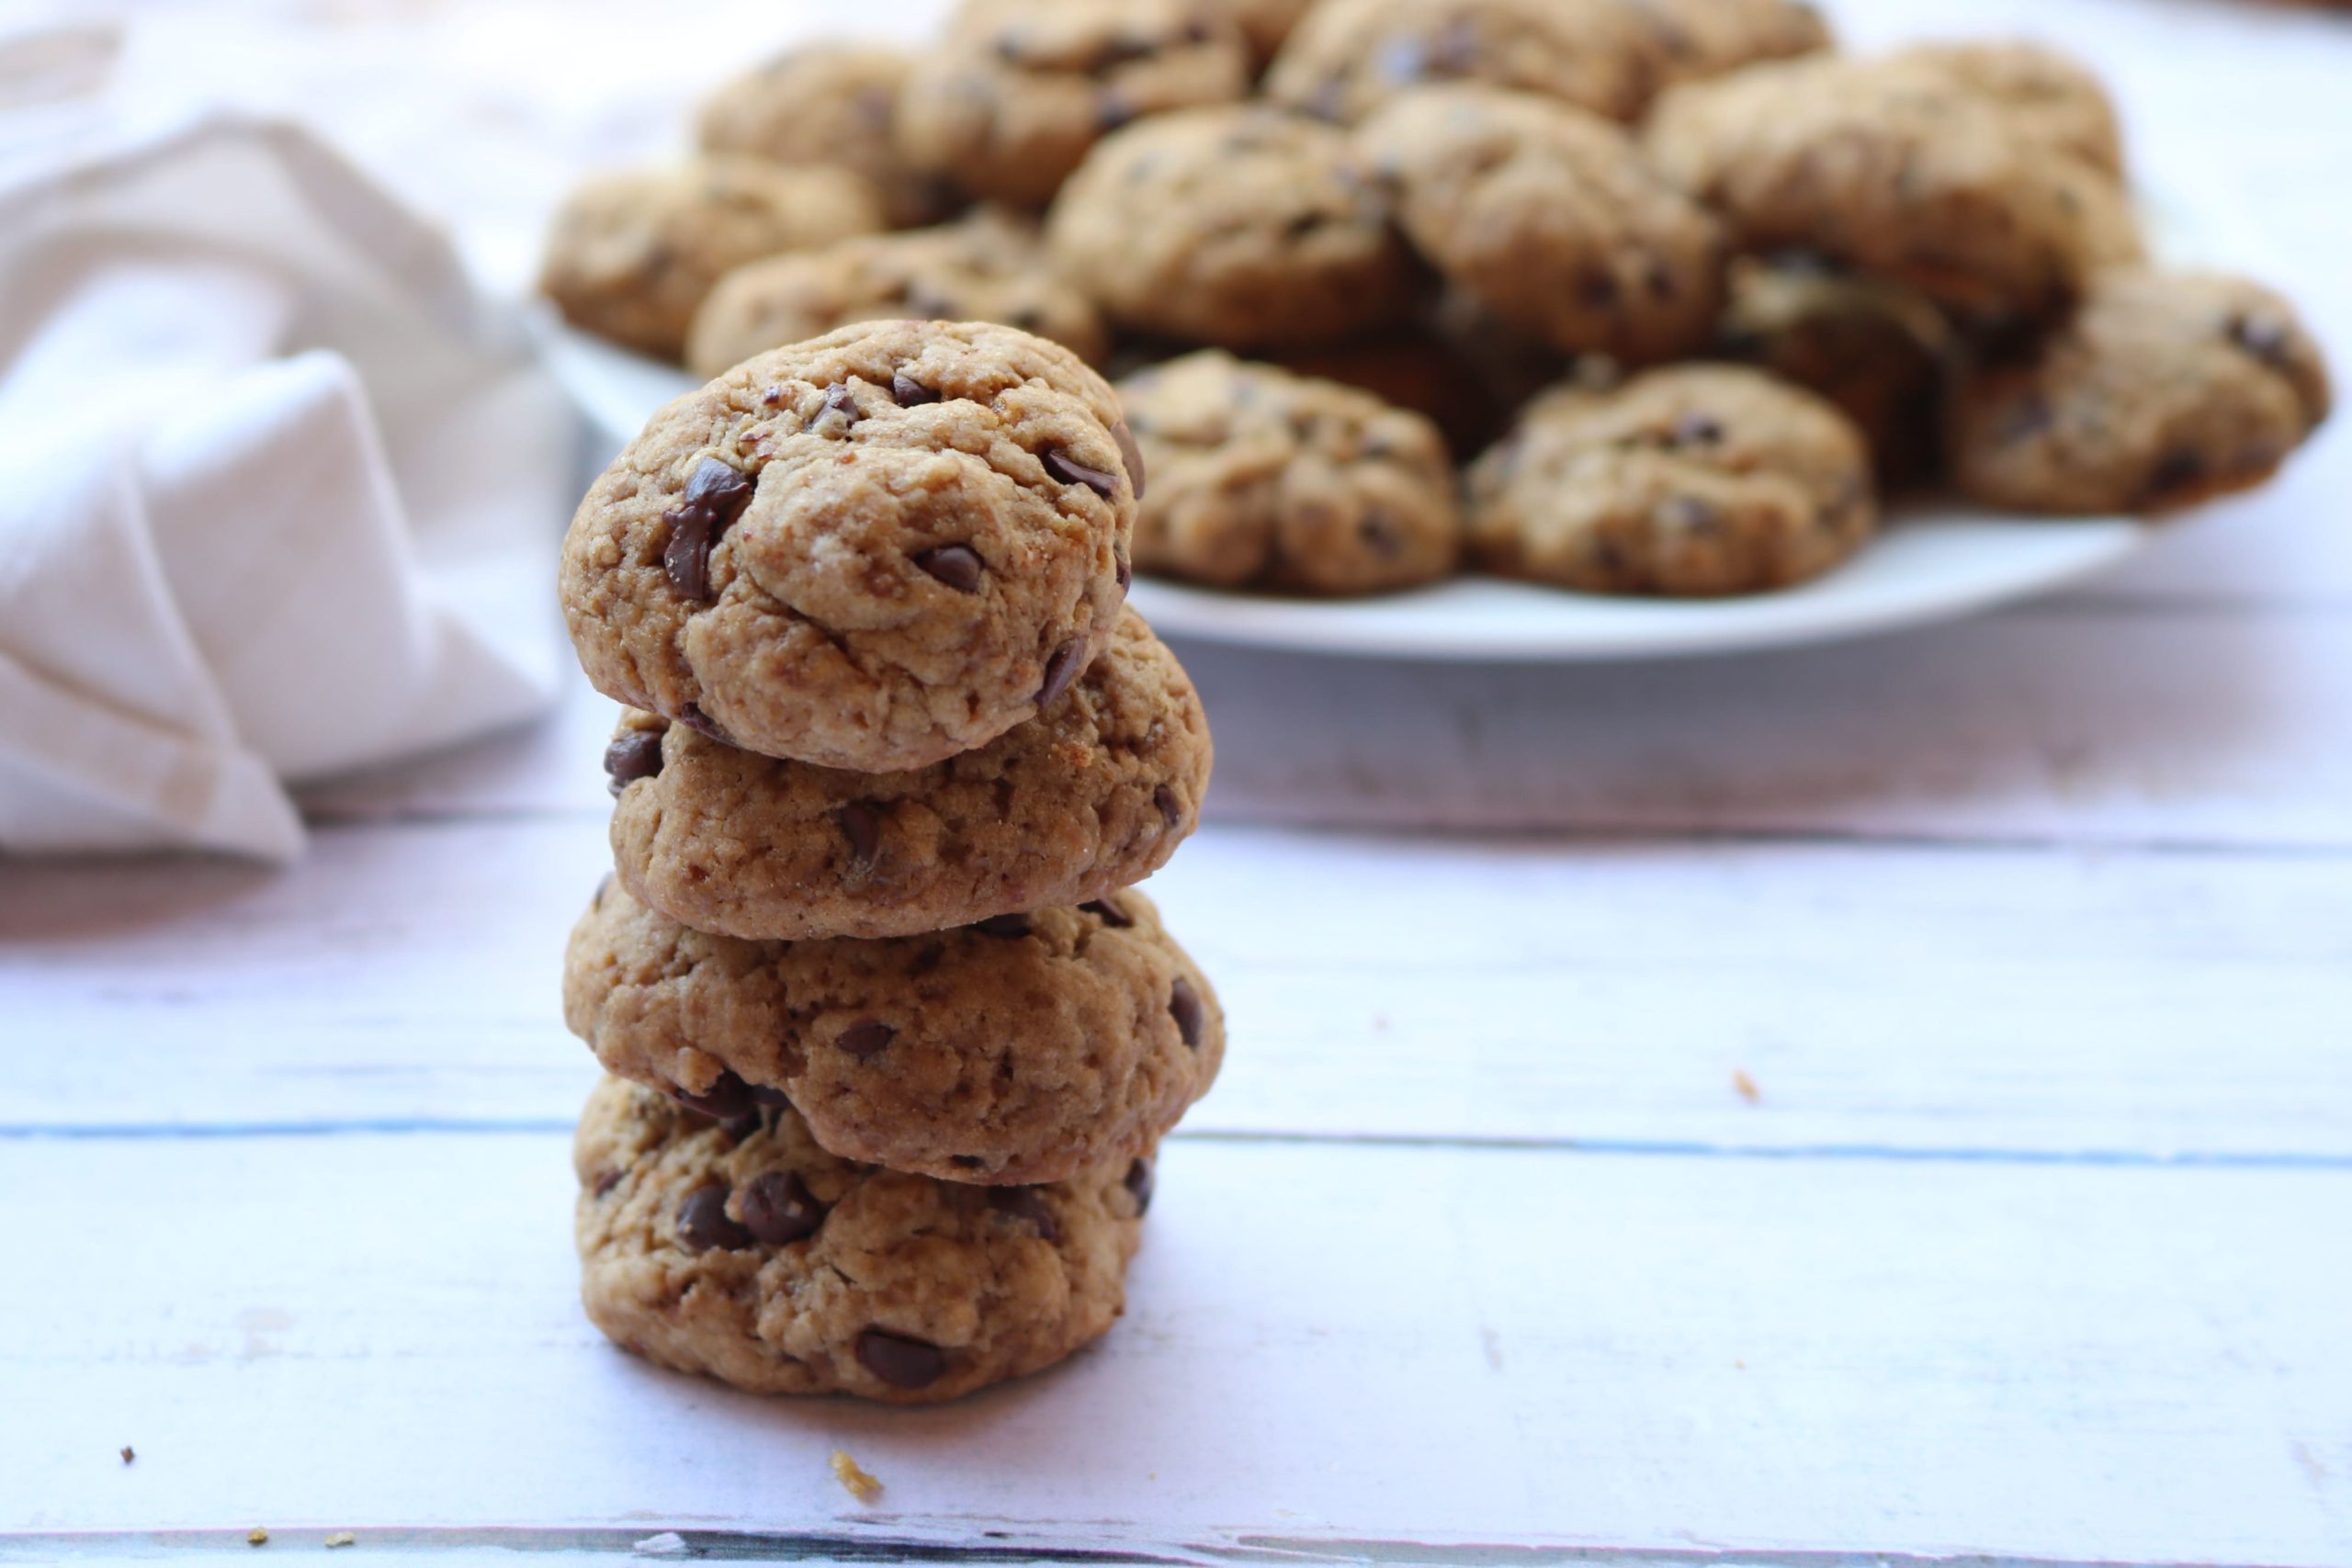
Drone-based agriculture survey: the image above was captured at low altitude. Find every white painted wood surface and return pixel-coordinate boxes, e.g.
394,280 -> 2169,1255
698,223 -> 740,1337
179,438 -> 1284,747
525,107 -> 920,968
6,0 -> 2352,1562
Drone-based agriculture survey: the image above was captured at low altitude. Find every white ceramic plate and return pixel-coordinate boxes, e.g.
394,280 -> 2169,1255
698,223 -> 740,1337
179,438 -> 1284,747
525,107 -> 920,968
535,178 -> 2233,662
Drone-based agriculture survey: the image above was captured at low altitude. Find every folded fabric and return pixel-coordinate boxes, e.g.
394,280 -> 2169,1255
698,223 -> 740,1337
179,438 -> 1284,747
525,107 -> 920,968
0,107 -> 572,862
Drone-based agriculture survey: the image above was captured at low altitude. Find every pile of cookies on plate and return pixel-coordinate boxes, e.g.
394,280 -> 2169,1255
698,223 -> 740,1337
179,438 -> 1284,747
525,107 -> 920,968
541,0 -> 2332,602
556,319 -> 1221,1403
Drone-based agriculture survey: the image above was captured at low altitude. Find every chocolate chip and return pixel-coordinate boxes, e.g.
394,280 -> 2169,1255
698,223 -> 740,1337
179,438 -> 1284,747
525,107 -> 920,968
837,1019 -> 896,1059
1115,546 -> 1133,592
672,1070 -> 755,1121
739,1169 -> 826,1245
1672,413 -> 1724,447
836,801 -> 882,865
950,1155 -> 986,1168
1577,268 -> 1620,310
676,1183 -> 752,1251
988,1186 -> 1059,1243
720,1109 -> 764,1143
970,912 -> 1033,938
820,381 -> 860,425
1097,88 -> 1136,131
593,1168 -> 624,1197
1663,497 -> 1724,536
2228,313 -> 2292,367
661,457 -> 755,602
750,1084 -> 794,1108
676,703 -> 730,745
603,729 -> 664,795
1153,784 -> 1182,827
914,544 -> 984,592
1112,420 -> 1147,501
1124,1156 -> 1154,1215
2146,448 -> 2208,502
1360,511 -> 1402,558
1037,639 -> 1085,708
855,1329 -> 948,1390
890,372 -> 941,406
1169,976 -> 1205,1048
1041,447 -> 1122,501
1081,896 -> 1132,928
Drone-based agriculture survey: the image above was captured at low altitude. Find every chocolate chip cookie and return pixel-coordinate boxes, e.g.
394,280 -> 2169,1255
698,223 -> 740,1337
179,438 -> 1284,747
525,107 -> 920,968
565,881 -> 1222,1186
1115,351 -> 1461,592
1947,270 -> 2332,515
576,1075 -> 1150,1403
687,212 -> 1110,379
1467,364 -> 1877,595
1047,106 -> 1422,350
539,158 -> 886,362
1354,85 -> 1724,365
605,608 -> 1209,940
899,0 -> 1251,210
1265,0 -> 1658,125
1889,39 -> 2124,177
1714,258 -> 1953,487
1203,0 -> 1318,69
1644,55 -> 2120,320
1624,0 -> 1834,90
695,43 -> 956,229
560,319 -> 1139,772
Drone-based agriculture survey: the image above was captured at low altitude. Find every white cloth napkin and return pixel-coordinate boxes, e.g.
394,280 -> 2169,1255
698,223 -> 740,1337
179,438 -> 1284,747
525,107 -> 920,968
0,108 -> 572,863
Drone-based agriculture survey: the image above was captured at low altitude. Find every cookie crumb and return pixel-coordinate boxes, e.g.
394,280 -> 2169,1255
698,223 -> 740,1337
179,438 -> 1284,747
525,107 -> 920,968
831,1449 -> 883,1502
246,1527 -> 269,1546
632,1533 -> 690,1557
1732,1069 -> 1761,1104
325,1533 -> 356,1549
119,1446 -> 134,1464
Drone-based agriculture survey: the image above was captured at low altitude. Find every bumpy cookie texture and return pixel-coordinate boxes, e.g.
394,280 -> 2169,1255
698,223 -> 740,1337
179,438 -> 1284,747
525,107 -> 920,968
539,159 -> 886,361
695,44 -> 955,229
565,883 -> 1223,1186
688,213 -> 1109,378
1623,0 -> 1833,90
1889,39 -> 2124,176
1468,365 -> 1876,596
899,0 -> 1251,210
560,320 -> 1140,772
1355,85 -> 1724,365
1048,107 -> 1421,350
1116,352 -> 1461,593
1947,271 -> 2332,515
1715,259 -> 1952,487
606,609 -> 1210,940
1265,0 -> 1657,125
575,1076 -> 1148,1403
1645,55 -> 2118,320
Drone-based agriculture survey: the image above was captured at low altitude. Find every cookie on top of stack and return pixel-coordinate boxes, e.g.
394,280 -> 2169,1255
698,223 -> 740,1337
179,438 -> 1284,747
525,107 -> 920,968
542,0 -> 2330,608
556,318 -> 1221,1404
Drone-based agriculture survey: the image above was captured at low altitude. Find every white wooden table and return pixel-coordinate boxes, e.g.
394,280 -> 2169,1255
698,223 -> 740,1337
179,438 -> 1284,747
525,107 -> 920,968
6,1 -> 2352,1562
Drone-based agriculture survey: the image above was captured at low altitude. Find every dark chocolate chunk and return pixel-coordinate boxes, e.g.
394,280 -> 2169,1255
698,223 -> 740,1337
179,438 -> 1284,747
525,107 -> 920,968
1152,784 -> 1182,827
891,371 -> 941,406
660,457 -> 755,602
675,703 -> 731,745
672,1070 -> 755,1121
1037,639 -> 1085,708
603,729 -> 664,795
988,1186 -> 1059,1243
837,1019 -> 896,1059
1124,1156 -> 1154,1215
739,1169 -> 826,1245
1081,896 -> 1133,928
854,1328 -> 948,1389
1042,447 -> 1122,501
970,912 -> 1033,938
836,801 -> 882,865
914,544 -> 985,592
1169,976 -> 1205,1048
820,381 -> 860,426
1112,419 -> 1148,501
675,1184 -> 752,1251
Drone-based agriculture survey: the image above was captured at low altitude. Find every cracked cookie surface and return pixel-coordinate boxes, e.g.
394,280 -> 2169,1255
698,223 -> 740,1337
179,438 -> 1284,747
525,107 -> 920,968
564,883 -> 1224,1186
576,1075 -> 1150,1403
1947,271 -> 2331,515
1116,351 -> 1461,592
1467,364 -> 1876,596
605,608 -> 1209,940
539,158 -> 885,362
560,319 -> 1140,772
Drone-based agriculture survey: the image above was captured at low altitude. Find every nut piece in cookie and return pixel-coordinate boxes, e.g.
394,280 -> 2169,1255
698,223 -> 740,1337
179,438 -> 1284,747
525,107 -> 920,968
1947,271 -> 2331,515
1048,105 -> 1422,350
1645,54 -> 2121,321
1264,0 -> 1659,125
560,320 -> 1139,772
1116,351 -> 1461,594
899,0 -> 1251,210
605,608 -> 1210,940
695,43 -> 956,229
688,212 -> 1108,379
564,885 -> 1223,1186
1354,85 -> 1725,366
539,158 -> 886,362
1713,258 -> 1954,489
1467,364 -> 1877,596
574,1076 -> 1152,1403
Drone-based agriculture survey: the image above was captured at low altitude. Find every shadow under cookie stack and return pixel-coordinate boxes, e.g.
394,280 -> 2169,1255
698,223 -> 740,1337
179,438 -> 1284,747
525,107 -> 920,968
555,319 -> 1220,1404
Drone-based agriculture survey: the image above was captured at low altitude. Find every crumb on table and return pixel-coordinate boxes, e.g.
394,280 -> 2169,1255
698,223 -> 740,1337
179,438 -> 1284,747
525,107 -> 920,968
119,1446 -> 134,1464
246,1526 -> 269,1546
1733,1069 -> 1761,1103
831,1449 -> 883,1503
326,1532 -> 356,1548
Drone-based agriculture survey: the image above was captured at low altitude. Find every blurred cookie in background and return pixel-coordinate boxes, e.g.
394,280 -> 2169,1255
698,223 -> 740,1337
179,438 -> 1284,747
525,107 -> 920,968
696,42 -> 957,230
1886,39 -> 2125,176
1266,0 -> 1659,124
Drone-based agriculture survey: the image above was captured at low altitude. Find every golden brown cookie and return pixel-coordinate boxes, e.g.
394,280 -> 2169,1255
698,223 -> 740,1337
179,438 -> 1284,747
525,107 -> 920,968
695,43 -> 956,228
560,320 -> 1138,772
1888,39 -> 2125,176
1264,0 -> 1658,124
576,1075 -> 1152,1403
1467,365 -> 1877,595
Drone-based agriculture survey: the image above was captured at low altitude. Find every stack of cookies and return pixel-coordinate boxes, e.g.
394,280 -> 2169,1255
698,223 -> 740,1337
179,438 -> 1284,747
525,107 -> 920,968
543,0 -> 2331,610
554,318 -> 1222,1404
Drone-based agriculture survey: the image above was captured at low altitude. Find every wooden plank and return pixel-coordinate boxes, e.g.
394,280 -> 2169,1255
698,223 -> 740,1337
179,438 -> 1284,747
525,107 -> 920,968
5,1131 -> 2346,1562
6,819 -> 2350,1159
